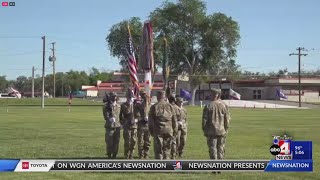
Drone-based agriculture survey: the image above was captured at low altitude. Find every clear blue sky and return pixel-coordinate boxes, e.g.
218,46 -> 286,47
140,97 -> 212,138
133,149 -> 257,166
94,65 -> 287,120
1,0 -> 320,80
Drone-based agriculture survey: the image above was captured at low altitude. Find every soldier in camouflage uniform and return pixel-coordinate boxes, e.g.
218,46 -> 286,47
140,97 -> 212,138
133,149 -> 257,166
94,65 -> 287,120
149,91 -> 177,160
168,95 -> 179,159
135,90 -> 151,159
120,92 -> 137,159
202,89 -> 230,160
102,92 -> 121,159
175,97 -> 188,158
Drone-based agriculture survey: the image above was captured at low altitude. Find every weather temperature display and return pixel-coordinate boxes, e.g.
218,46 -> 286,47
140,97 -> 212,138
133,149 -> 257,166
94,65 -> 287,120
294,146 -> 304,155
291,141 -> 312,160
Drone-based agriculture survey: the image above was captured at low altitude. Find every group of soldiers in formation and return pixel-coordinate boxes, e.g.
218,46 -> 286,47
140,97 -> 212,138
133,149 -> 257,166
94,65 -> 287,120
102,88 -> 230,160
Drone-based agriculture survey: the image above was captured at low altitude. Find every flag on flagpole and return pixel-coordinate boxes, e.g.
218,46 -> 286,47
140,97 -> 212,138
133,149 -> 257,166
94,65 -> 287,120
229,89 -> 241,100
180,89 -> 192,101
141,21 -> 154,101
276,88 -> 287,99
127,24 -> 140,98
7,87 -> 21,99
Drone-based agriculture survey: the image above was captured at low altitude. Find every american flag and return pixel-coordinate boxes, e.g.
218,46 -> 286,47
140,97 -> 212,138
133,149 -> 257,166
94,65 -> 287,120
126,25 -> 140,98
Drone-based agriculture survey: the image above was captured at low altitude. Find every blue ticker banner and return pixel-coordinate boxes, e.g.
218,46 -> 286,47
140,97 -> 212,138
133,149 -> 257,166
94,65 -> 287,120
0,160 -> 20,172
265,159 -> 313,172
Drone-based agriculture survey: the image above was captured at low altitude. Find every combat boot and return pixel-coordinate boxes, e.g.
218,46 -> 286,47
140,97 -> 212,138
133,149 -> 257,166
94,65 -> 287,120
128,151 -> 134,159
139,151 -> 144,159
107,154 -> 112,159
112,154 -> 117,159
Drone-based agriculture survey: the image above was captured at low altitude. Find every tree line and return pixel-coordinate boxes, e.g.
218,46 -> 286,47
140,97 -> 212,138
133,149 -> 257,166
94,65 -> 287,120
105,0 -> 320,105
0,67 -> 113,97
241,68 -> 320,80
1,67 -> 319,97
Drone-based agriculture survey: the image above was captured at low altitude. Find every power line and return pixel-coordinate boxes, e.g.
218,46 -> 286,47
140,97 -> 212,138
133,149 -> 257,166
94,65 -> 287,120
55,53 -> 118,63
0,51 -> 43,56
0,36 -> 40,39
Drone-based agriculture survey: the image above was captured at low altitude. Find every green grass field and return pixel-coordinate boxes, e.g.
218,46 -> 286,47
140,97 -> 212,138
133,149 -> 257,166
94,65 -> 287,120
0,102 -> 319,179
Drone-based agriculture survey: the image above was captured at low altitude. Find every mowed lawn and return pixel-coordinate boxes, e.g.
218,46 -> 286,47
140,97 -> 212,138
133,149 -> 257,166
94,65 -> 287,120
0,105 -> 319,180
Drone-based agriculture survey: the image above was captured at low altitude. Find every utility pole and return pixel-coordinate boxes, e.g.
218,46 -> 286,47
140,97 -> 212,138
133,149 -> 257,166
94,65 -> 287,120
42,36 -> 45,109
289,47 -> 308,107
61,76 -> 64,97
50,42 -> 56,98
32,66 -> 35,98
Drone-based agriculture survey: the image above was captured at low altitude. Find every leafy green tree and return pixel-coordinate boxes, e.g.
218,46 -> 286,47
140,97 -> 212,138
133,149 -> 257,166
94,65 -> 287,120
88,67 -> 113,85
106,17 -> 143,70
150,0 -> 240,105
0,76 -> 8,92
106,0 -> 241,105
14,76 -> 28,91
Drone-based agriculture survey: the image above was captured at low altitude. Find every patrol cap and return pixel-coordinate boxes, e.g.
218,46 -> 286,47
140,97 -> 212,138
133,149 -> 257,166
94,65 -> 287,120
176,97 -> 183,103
210,88 -> 221,96
157,91 -> 166,98
109,92 -> 117,96
168,95 -> 176,103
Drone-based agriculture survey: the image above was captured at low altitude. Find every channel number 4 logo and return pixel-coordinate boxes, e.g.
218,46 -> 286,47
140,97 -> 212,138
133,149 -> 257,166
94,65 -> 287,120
279,140 -> 291,155
276,140 -> 292,160
270,140 -> 291,156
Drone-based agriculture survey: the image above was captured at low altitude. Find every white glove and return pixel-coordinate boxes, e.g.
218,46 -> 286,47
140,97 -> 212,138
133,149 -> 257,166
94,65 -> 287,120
134,119 -> 138,123
144,117 -> 148,122
179,121 -> 183,125
109,117 -> 116,123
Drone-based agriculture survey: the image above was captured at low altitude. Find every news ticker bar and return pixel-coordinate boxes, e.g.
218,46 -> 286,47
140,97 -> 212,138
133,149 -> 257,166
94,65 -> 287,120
0,159 -> 313,172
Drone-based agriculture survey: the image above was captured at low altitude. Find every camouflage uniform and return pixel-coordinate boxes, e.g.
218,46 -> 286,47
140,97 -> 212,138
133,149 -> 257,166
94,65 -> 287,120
149,92 -> 177,160
202,89 -> 230,160
135,94 -> 151,159
102,93 -> 121,159
120,101 -> 137,159
175,97 -> 188,158
168,96 -> 179,159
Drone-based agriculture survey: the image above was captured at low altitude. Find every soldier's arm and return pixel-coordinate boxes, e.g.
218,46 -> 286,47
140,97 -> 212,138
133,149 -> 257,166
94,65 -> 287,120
102,105 -> 108,121
224,106 -> 231,132
119,104 -> 124,126
202,105 -> 208,132
133,104 -> 139,119
145,102 -> 150,118
171,105 -> 178,135
184,108 -> 187,123
109,104 -> 115,118
148,105 -> 155,136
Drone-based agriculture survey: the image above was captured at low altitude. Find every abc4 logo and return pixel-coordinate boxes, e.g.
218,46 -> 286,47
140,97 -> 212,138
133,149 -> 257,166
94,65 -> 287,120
270,140 -> 291,155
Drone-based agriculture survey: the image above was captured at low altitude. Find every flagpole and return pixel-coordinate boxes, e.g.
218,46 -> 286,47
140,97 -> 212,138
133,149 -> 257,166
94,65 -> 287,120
68,86 -> 71,112
6,96 -> 9,113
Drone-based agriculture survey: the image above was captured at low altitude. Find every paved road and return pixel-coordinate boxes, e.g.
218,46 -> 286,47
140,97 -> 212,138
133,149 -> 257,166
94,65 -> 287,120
254,100 -> 320,109
87,97 -> 320,109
